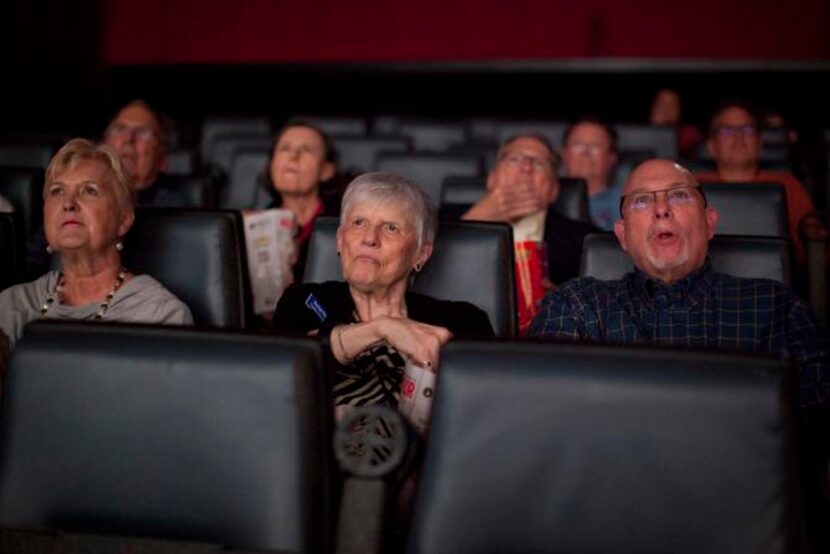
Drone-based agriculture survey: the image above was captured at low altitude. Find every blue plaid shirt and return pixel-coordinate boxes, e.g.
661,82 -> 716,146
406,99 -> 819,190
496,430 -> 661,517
529,261 -> 829,411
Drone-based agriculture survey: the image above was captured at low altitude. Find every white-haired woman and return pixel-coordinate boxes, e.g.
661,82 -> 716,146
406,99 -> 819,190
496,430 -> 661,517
0,139 -> 192,367
273,172 -> 493,412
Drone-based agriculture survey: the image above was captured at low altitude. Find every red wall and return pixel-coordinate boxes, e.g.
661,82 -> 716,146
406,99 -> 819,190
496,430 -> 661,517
104,0 -> 830,65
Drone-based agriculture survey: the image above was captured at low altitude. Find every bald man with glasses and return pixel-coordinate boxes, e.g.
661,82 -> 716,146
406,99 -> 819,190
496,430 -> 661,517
530,159 -> 828,418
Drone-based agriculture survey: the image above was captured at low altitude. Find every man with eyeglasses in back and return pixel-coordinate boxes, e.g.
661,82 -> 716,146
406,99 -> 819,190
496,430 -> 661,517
25,100 -> 188,279
453,133 -> 599,333
104,99 -> 189,207
530,159 -> 828,419
695,102 -> 816,267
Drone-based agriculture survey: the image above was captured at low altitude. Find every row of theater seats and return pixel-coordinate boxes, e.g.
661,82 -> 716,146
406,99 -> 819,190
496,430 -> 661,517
0,158 -> 791,233
0,320 -> 803,553
195,115 -> 795,208
0,204 -> 796,339
0,140 -> 821,324
0,116 -> 802,215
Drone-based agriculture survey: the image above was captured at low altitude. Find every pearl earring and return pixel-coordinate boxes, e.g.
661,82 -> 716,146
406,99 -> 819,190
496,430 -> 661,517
115,241 -> 123,252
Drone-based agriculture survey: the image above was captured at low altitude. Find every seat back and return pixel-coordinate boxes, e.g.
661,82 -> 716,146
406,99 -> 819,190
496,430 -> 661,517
493,120 -> 567,145
152,173 -> 215,208
616,124 -> 679,160
440,176 -> 590,223
580,233 -> 791,284
295,115 -> 368,136
200,115 -> 271,163
208,133 -> 272,174
304,217 -> 516,337
0,321 -> 332,553
165,147 -> 196,175
555,177 -> 590,222
122,208 -> 250,327
375,152 -> 482,205
702,182 -> 788,237
333,135 -> 411,174
0,140 -> 58,169
223,148 -> 271,209
407,341 -> 800,553
0,167 -> 43,238
397,121 -> 466,151
0,212 -> 25,291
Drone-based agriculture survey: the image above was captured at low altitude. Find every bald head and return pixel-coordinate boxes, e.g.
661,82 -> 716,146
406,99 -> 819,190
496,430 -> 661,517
622,159 -> 698,197
615,159 -> 717,284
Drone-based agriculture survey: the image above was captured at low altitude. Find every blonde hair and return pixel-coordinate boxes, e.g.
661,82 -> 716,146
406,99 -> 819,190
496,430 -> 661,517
44,138 -> 134,215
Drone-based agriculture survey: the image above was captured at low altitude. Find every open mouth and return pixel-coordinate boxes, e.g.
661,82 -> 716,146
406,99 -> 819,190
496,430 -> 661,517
650,229 -> 680,244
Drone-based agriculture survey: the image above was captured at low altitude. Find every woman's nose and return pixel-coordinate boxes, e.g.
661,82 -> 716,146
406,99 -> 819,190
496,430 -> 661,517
360,225 -> 379,246
62,191 -> 79,211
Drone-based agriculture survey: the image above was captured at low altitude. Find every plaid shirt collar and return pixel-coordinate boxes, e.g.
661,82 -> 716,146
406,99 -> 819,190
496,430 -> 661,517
626,259 -> 717,308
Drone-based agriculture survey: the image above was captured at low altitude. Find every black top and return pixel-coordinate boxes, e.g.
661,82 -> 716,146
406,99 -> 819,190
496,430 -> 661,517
440,204 -> 600,285
273,281 -> 494,407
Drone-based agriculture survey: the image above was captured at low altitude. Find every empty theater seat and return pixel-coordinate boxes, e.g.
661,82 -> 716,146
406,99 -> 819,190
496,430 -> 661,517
0,167 -> 44,238
122,208 -> 251,328
375,152 -> 482,205
223,148 -> 271,209
616,124 -> 679,160
397,120 -> 467,151
406,340 -> 800,553
0,212 -> 25,291
295,115 -> 368,136
200,115 -> 271,164
0,321 -> 333,553
702,182 -> 788,237
332,135 -> 412,174
303,217 -> 516,337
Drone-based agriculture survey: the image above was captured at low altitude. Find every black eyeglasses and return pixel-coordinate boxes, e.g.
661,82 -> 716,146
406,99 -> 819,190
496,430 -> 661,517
714,125 -> 757,138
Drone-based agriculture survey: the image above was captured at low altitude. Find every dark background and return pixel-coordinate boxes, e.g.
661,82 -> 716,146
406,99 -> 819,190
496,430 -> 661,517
2,0 -> 829,173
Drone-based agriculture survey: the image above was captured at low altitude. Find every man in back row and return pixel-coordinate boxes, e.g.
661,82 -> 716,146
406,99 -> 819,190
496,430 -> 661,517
695,102 -> 815,266
104,99 -> 191,207
529,159 -> 827,416
26,100 -> 188,278
455,133 -> 599,332
560,116 -> 620,231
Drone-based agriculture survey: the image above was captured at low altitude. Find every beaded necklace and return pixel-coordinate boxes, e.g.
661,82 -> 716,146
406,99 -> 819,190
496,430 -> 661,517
40,268 -> 128,320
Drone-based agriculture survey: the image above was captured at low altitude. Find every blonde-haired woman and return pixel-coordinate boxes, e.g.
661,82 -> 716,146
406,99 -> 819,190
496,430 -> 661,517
0,139 -> 192,365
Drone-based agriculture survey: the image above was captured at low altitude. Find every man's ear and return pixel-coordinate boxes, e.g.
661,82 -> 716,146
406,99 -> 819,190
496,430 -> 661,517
486,170 -> 497,191
614,218 -> 628,252
320,161 -> 335,182
705,206 -> 719,239
705,138 -> 716,159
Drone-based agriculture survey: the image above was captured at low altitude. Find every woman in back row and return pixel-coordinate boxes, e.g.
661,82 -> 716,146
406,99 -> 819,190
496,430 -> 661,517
263,121 -> 341,282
